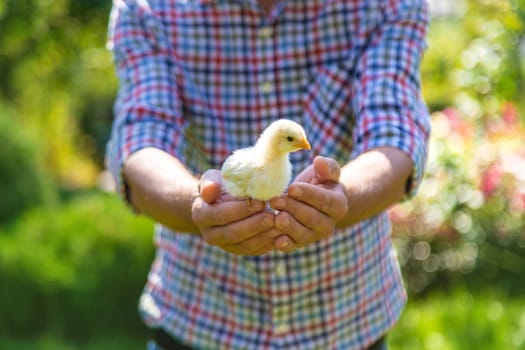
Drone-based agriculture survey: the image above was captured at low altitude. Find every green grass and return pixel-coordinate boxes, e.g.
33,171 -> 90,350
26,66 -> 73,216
2,289 -> 524,350
0,334 -> 145,350
390,289 -> 525,350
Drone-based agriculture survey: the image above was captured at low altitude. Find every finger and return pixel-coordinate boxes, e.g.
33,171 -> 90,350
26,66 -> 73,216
201,211 -> 276,246
222,241 -> 274,256
293,164 -> 315,183
292,156 -> 340,185
199,169 -> 223,203
222,240 -> 274,256
280,183 -> 348,220
274,234 -> 297,253
192,197 -> 266,228
274,210 -> 322,247
313,156 -> 341,184
274,200 -> 333,242
222,229 -> 282,256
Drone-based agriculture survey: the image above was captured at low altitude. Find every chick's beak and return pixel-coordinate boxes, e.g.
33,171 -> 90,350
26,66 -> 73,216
297,137 -> 311,151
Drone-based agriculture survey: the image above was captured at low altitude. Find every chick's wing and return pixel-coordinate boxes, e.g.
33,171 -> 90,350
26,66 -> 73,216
221,147 -> 260,198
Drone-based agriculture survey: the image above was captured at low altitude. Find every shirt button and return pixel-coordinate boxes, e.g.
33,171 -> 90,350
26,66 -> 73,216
274,322 -> 290,335
260,81 -> 274,94
274,304 -> 291,316
258,26 -> 273,39
275,262 -> 287,277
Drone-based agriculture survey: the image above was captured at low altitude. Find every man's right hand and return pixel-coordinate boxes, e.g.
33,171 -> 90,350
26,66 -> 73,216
191,169 -> 281,256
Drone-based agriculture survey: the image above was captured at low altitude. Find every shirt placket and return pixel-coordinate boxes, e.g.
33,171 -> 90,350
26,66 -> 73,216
270,252 -> 292,342
253,14 -> 294,343
255,18 -> 279,119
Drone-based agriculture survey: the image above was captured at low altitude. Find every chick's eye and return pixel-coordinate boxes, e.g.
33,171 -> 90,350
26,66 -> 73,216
287,136 -> 295,142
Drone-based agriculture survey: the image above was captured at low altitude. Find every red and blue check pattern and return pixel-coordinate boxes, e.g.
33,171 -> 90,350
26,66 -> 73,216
107,0 -> 430,348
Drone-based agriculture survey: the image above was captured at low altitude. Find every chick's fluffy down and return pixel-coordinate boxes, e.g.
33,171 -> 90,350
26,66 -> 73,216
220,119 -> 310,201
221,147 -> 292,201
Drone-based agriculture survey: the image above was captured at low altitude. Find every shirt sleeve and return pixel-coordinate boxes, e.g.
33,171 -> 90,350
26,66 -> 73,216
105,0 -> 186,203
350,0 -> 431,198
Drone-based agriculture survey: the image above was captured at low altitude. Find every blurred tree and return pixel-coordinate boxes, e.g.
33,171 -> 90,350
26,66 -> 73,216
422,0 -> 525,119
0,0 -> 117,188
392,0 -> 525,297
0,192 -> 154,341
0,102 -> 56,224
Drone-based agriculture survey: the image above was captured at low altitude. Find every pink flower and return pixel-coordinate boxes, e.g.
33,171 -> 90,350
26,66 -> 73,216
501,101 -> 518,126
480,162 -> 502,198
441,107 -> 472,138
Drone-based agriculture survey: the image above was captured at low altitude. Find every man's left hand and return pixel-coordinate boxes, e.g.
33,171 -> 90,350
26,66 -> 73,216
269,156 -> 348,253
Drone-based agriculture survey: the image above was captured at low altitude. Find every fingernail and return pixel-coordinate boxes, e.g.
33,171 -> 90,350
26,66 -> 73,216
277,239 -> 289,250
329,161 -> 339,175
277,238 -> 294,252
278,215 -> 290,229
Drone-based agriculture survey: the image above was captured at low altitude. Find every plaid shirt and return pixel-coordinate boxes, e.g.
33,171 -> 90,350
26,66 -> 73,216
106,0 -> 430,349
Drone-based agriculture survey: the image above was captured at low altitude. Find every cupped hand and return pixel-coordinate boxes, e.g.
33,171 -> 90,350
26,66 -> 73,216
191,169 -> 281,256
269,156 -> 348,253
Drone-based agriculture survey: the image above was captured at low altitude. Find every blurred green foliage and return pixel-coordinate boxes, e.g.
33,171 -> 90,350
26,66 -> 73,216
391,106 -> 525,296
0,0 -> 117,187
422,0 -> 525,117
390,289 -> 525,350
0,191 -> 154,343
391,0 -> 525,297
0,0 -> 524,348
0,102 -> 56,223
0,335 -> 144,350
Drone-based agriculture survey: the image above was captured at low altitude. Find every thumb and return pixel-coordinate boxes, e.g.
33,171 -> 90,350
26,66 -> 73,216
313,156 -> 341,184
199,169 -> 223,204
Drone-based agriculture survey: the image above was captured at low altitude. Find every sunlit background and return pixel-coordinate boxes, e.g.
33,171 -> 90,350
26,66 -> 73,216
1,0 -> 524,349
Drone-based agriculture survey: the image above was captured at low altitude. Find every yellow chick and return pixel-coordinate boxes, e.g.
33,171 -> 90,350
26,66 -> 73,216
221,119 -> 311,201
